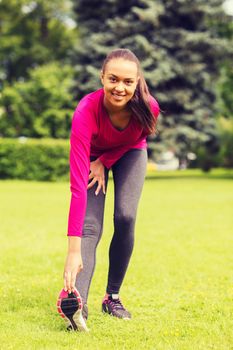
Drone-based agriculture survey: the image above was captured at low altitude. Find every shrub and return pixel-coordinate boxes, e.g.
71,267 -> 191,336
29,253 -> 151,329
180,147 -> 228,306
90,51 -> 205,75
0,138 -> 70,181
0,63 -> 75,138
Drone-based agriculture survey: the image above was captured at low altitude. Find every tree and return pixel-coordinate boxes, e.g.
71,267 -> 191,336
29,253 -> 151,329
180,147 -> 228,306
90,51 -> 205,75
71,0 -> 231,164
0,0 -> 76,86
0,63 -> 75,138
215,17 -> 233,118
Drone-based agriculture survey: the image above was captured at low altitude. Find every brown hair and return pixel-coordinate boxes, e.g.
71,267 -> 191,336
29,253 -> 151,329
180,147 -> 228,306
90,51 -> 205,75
101,48 -> 157,134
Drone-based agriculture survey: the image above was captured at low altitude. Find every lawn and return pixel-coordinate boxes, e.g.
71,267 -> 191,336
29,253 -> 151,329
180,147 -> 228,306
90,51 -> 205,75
0,169 -> 233,350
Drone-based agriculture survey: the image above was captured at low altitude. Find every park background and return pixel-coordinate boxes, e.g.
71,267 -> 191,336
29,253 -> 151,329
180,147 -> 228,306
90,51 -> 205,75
0,0 -> 233,349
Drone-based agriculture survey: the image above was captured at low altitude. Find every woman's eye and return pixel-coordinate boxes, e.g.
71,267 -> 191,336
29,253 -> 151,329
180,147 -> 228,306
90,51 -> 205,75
125,81 -> 133,85
109,77 -> 116,82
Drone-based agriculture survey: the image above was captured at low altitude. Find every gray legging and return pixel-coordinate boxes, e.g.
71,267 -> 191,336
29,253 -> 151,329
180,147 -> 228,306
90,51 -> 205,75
75,148 -> 147,304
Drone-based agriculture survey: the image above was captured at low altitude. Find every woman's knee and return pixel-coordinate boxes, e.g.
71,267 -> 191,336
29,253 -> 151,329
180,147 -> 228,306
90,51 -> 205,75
83,219 -> 103,238
113,212 -> 136,233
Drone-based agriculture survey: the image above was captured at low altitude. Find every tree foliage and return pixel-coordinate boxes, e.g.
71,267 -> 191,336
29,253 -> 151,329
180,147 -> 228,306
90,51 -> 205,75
0,0 -> 77,138
0,0 -> 232,168
0,63 -> 75,138
0,0 -> 75,85
216,19 -> 233,118
72,0 -> 231,159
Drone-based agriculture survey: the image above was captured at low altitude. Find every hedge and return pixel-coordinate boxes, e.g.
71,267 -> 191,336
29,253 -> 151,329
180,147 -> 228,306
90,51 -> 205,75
0,138 -> 70,181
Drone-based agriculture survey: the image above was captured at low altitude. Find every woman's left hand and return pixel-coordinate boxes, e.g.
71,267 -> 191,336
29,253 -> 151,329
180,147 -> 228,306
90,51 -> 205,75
87,158 -> 106,195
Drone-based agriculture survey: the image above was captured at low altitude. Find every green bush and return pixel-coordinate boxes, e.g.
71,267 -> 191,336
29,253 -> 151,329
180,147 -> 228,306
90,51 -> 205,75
0,63 -> 75,138
189,146 -> 220,172
0,138 -> 70,181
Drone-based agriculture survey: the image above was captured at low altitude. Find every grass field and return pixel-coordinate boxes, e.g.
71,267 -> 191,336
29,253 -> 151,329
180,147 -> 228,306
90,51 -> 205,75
0,169 -> 233,350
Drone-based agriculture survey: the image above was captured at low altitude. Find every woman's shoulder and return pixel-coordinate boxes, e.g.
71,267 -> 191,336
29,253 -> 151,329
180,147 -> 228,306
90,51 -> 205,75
72,89 -> 103,132
76,88 -> 104,111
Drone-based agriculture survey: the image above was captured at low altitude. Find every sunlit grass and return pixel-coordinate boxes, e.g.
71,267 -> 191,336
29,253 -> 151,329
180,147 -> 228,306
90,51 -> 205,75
0,169 -> 233,349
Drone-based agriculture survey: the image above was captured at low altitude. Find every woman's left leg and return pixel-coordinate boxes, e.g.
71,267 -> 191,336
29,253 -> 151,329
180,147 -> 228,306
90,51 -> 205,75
106,148 -> 148,295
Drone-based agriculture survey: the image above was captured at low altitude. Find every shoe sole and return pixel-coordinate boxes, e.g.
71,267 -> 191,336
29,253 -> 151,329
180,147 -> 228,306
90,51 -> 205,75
57,289 -> 89,332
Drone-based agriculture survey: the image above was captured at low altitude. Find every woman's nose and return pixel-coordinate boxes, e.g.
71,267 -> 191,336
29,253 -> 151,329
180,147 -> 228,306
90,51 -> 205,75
115,82 -> 124,92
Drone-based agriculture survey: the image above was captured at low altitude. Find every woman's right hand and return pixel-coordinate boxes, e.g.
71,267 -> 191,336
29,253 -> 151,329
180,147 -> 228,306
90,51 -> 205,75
87,158 -> 105,195
63,251 -> 83,293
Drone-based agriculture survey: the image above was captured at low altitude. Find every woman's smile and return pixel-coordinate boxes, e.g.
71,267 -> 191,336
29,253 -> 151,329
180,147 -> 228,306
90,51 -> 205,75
111,92 -> 127,101
101,58 -> 139,112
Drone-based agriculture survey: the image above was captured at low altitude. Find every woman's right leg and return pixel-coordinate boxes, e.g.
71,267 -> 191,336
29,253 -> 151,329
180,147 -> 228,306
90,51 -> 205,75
75,167 -> 109,305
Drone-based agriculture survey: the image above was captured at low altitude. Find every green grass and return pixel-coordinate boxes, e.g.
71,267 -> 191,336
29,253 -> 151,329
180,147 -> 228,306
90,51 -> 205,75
0,169 -> 233,350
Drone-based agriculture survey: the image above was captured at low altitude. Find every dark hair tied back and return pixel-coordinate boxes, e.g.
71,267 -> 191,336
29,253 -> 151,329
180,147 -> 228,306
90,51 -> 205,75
102,48 -> 157,134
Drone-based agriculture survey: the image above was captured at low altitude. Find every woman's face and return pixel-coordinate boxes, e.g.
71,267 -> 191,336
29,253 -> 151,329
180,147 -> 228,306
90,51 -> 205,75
101,58 -> 139,112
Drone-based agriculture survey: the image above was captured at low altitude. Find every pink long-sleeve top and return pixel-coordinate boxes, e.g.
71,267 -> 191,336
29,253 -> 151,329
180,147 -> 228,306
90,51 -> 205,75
67,88 -> 159,237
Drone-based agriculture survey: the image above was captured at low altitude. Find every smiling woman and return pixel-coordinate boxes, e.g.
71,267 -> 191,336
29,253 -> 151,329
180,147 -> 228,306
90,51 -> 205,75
101,49 -> 157,133
57,48 -> 160,332
102,59 -> 138,106
100,59 -> 139,130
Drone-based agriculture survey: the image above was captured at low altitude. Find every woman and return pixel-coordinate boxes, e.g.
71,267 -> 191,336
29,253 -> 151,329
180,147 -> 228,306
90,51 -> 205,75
57,48 -> 160,331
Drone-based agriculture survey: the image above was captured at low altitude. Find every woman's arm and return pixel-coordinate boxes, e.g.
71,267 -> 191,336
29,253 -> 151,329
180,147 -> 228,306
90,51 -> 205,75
63,237 -> 82,293
64,97 -> 97,290
67,98 -> 97,236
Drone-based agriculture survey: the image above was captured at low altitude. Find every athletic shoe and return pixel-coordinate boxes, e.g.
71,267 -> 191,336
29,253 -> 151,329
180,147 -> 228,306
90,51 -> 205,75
57,288 -> 89,332
102,294 -> 131,319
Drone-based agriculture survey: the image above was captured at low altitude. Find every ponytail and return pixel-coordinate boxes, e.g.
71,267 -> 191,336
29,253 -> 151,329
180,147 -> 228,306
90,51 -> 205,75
128,71 -> 156,134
